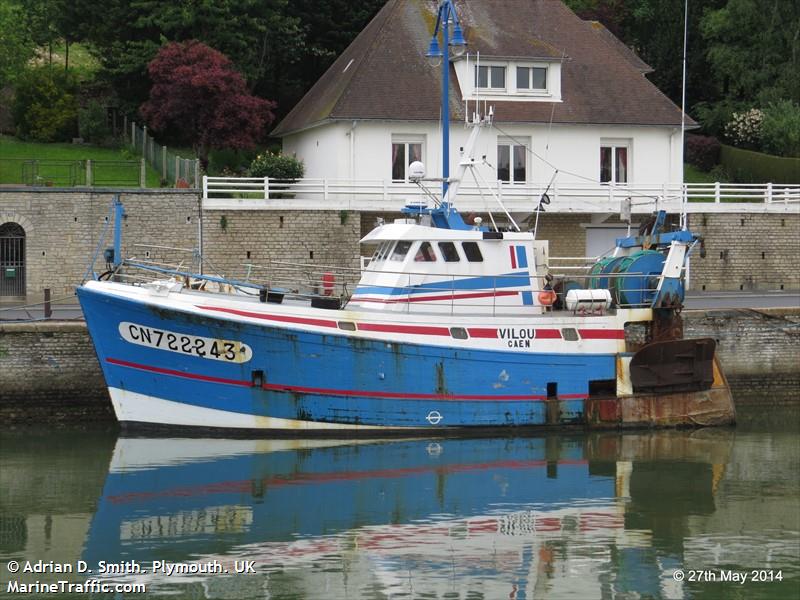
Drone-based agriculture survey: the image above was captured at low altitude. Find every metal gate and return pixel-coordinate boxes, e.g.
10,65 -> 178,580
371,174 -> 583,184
0,223 -> 25,298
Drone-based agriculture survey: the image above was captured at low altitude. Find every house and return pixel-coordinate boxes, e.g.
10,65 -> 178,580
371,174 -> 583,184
273,0 -> 691,192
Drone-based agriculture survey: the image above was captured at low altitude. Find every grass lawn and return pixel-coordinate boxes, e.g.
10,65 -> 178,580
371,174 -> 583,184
684,164 -> 721,184
0,135 -> 163,187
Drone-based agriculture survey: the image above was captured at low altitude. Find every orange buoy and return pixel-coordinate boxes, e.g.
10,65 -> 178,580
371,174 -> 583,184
538,289 -> 557,306
321,272 -> 335,296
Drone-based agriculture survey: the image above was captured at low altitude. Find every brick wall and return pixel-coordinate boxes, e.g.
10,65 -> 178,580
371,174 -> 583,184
0,189 -> 199,300
683,308 -> 800,404
0,322 -> 111,422
688,213 -> 800,291
201,209 -> 362,289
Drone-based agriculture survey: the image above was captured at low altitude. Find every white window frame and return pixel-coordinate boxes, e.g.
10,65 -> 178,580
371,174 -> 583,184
600,139 -> 631,184
515,65 -> 548,94
474,64 -> 507,91
391,135 -> 425,182
497,136 -> 530,184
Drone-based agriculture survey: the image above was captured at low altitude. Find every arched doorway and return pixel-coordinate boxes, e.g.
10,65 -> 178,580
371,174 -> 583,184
0,222 -> 26,300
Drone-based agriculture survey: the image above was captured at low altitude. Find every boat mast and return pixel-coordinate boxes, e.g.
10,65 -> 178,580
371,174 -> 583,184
426,1 -> 466,202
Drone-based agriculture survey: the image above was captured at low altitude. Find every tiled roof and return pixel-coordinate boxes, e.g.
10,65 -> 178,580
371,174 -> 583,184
273,0 -> 690,136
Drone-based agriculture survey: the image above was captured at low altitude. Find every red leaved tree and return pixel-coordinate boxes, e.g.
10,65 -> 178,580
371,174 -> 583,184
140,40 -> 275,169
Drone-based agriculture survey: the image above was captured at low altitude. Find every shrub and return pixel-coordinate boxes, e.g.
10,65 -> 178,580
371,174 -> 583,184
693,100 -> 744,139
720,144 -> 800,184
760,100 -> 800,158
685,134 -> 721,172
78,100 -> 111,144
248,152 -> 304,179
12,68 -> 78,142
724,108 -> 763,150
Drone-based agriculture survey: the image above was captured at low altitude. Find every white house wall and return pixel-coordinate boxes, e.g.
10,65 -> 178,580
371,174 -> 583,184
283,120 -> 683,186
282,122 -> 351,180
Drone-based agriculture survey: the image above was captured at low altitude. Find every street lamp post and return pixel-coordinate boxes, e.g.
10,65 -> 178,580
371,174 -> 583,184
426,1 -> 466,200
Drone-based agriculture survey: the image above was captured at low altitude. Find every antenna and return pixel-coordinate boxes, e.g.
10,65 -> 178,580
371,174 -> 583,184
464,52 -> 469,125
680,0 -> 689,230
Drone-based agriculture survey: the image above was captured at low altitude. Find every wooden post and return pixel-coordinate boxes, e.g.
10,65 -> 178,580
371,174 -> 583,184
140,158 -> 146,188
142,125 -> 147,156
174,155 -> 180,186
194,159 -> 200,189
86,159 -> 92,186
161,145 -> 167,181
44,289 -> 51,319
131,121 -> 135,148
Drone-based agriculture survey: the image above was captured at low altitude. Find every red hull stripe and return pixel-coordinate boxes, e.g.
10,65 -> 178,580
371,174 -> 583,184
107,459 -> 588,504
197,305 -> 338,329
578,329 -> 625,339
351,290 -> 519,304
106,357 -> 553,402
261,381 -> 549,401
509,245 -> 517,269
467,327 -> 498,338
535,329 -> 562,339
107,357 -> 252,387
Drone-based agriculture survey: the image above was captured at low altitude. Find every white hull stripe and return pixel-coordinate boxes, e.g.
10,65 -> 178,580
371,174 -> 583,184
108,388 -> 397,431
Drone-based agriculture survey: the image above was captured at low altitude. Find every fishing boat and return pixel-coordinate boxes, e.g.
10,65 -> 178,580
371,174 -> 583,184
76,150 -> 734,432
76,1 -> 734,434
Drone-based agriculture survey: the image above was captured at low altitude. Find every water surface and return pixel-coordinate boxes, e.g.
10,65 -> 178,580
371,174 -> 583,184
1,406 -> 798,599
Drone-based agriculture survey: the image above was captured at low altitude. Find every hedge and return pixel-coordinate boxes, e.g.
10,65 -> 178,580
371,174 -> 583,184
720,144 -> 800,184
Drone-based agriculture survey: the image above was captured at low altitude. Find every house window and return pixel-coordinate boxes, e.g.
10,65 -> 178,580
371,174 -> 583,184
475,65 -> 506,89
497,138 -> 528,183
516,66 -> 547,91
600,143 -> 629,183
392,139 -> 423,181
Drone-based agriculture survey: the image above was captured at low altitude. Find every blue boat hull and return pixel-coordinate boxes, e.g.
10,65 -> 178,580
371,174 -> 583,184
77,286 -> 620,430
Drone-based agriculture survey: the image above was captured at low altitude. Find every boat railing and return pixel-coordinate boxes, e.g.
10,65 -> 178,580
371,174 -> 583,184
109,245 -> 668,315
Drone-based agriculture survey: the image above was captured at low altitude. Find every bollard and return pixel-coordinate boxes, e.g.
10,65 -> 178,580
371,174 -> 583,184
44,288 -> 51,319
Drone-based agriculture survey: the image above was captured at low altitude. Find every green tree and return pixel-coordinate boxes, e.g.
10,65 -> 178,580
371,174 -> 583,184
701,0 -> 800,105
0,1 -> 36,87
78,0 -> 302,117
564,0 -> 726,108
12,67 -> 78,141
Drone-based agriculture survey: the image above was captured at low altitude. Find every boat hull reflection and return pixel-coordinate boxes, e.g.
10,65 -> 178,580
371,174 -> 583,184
84,432 -> 734,598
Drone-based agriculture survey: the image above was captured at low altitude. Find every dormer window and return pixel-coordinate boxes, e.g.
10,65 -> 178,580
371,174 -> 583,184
457,57 -> 561,102
475,65 -> 506,89
516,66 -> 547,91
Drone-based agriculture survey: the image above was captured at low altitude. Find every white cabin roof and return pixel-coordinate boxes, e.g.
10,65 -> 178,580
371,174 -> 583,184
361,223 -> 536,244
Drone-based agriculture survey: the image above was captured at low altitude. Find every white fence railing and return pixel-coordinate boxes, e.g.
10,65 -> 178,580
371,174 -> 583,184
202,177 -> 800,213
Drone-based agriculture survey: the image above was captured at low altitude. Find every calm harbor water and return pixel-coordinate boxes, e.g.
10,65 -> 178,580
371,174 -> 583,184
1,405 -> 798,600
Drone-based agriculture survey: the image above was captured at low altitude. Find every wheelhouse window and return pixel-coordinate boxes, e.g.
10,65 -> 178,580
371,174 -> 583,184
462,242 -> 483,262
414,242 -> 437,262
475,65 -> 506,89
600,142 -> 629,183
389,240 -> 412,261
516,66 -> 547,91
371,241 -> 394,262
392,138 -> 423,181
497,138 -> 528,183
438,242 -> 460,262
